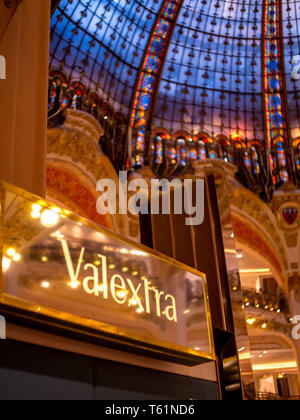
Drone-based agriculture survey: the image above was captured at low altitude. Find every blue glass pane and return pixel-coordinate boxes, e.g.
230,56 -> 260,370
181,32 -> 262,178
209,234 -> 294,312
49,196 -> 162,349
154,0 -> 264,141
282,0 -> 300,141
50,0 -> 165,113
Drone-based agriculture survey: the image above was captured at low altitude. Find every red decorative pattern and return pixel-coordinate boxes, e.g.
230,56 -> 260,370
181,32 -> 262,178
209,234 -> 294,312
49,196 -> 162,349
232,217 -> 283,276
46,166 -> 107,227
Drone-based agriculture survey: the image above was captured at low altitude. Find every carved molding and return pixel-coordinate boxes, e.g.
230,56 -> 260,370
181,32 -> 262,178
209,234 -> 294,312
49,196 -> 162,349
47,109 -> 140,240
230,187 -> 288,272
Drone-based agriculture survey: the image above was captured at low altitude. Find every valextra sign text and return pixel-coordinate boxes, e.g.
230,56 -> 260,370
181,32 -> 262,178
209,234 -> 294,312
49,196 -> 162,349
60,239 -> 178,323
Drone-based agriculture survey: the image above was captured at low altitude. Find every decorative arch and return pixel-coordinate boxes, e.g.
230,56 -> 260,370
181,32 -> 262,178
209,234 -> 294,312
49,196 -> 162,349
231,188 -> 289,290
47,108 -> 138,238
232,216 -> 285,290
46,164 -> 113,230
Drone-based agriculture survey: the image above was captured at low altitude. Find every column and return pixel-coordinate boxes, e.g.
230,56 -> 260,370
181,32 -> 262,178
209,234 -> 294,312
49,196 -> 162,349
0,0 -> 51,197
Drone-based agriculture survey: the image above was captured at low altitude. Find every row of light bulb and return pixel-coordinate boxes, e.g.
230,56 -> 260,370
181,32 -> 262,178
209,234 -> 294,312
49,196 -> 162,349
2,203 -> 64,273
246,317 -> 268,330
244,298 -> 281,313
2,248 -> 22,273
39,279 -> 144,314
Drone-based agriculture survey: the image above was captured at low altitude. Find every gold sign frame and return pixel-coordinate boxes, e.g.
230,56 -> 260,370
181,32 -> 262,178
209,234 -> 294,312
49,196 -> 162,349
0,181 -> 215,366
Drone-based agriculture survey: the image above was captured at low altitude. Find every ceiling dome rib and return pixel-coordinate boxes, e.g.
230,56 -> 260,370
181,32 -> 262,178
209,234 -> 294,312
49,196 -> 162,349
154,0 -> 264,141
130,0 -> 185,166
49,0 -> 300,194
50,0 -> 165,113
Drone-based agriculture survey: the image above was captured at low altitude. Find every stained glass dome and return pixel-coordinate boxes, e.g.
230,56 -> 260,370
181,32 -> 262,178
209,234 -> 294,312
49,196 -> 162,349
49,0 -> 300,198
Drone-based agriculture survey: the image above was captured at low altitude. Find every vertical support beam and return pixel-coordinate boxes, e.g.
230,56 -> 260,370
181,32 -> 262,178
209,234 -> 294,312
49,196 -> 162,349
262,0 -> 293,183
130,0 -> 183,167
0,0 -> 50,197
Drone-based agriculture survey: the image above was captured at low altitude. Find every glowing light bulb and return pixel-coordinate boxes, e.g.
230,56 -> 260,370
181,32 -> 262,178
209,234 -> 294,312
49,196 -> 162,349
68,281 -> 80,289
40,209 -> 60,228
2,257 -> 11,272
41,281 -> 50,289
130,298 -> 138,307
247,317 -> 256,326
118,291 -> 128,300
12,253 -> 21,262
51,207 -> 62,214
32,204 -> 42,212
6,248 -> 16,257
31,211 -> 41,219
136,308 -> 143,314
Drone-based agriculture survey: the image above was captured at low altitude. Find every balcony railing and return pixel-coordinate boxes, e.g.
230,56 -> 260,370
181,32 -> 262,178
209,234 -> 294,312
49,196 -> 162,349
256,393 -> 300,401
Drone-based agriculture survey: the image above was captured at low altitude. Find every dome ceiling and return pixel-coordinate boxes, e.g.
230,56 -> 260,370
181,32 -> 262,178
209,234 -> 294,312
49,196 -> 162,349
50,0 -> 300,142
154,0 -> 264,139
50,0 -> 164,113
283,0 -> 300,140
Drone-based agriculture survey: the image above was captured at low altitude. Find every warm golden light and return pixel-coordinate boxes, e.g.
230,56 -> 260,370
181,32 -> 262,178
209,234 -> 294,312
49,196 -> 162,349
252,362 -> 297,371
68,281 -> 80,289
117,290 -> 128,300
130,250 -> 147,257
246,317 -> 256,326
129,298 -> 138,307
239,269 -> 271,274
2,257 -> 11,272
12,253 -> 21,262
7,248 -> 16,257
239,352 -> 252,361
40,209 -> 60,228
31,211 -> 41,219
51,207 -> 62,214
41,281 -> 50,289
261,323 -> 268,329
32,204 -> 42,212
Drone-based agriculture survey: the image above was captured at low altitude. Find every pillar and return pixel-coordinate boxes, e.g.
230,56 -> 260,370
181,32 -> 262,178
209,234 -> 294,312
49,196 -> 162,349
0,0 -> 50,197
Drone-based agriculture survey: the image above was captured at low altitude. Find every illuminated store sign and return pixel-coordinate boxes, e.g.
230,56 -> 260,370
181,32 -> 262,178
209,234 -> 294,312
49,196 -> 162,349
61,240 -> 178,323
0,182 -> 214,365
